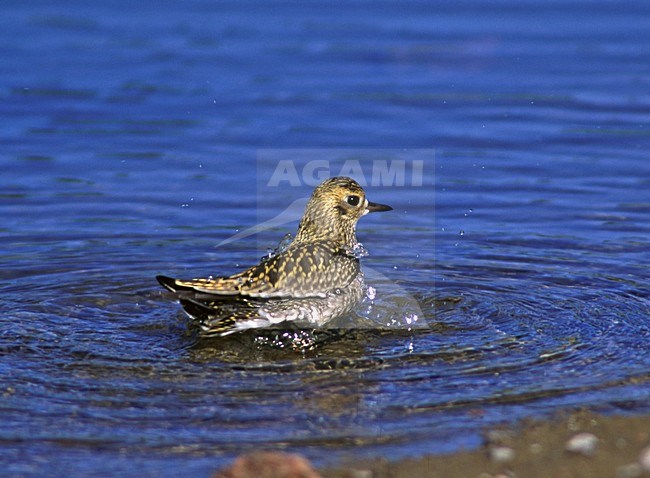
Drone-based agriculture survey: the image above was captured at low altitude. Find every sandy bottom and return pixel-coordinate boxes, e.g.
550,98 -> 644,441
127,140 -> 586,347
322,410 -> 650,478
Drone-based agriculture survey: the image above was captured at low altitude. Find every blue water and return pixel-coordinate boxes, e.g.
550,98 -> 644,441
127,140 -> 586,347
2,1 -> 650,476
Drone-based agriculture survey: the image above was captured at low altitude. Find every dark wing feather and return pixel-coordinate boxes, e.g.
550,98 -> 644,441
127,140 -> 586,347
179,296 -> 269,336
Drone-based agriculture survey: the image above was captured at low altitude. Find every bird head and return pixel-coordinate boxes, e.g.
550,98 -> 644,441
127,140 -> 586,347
295,176 -> 392,246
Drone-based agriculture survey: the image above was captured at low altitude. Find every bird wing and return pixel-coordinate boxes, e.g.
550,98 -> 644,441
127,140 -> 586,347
159,242 -> 360,299
179,296 -> 270,336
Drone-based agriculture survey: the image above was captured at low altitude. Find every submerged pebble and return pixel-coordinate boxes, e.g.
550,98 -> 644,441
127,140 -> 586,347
617,463 -> 642,478
489,446 -> 515,463
639,445 -> 650,471
565,432 -> 598,456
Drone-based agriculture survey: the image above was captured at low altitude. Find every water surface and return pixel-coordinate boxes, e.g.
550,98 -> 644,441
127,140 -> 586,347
1,1 -> 650,476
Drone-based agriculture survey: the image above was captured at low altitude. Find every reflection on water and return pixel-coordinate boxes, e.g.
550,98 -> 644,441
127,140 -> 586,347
2,0 -> 650,476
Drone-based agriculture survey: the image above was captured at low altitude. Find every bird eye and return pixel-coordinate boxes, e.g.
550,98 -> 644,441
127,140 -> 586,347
346,195 -> 360,206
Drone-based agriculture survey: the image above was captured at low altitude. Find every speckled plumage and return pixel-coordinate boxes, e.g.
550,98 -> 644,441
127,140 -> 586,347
157,176 -> 392,336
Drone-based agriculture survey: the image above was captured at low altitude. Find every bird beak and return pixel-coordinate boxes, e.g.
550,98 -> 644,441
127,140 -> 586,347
365,200 -> 393,213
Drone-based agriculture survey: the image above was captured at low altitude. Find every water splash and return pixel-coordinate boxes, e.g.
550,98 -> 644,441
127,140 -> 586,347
262,232 -> 294,260
348,241 -> 369,258
253,329 -> 318,350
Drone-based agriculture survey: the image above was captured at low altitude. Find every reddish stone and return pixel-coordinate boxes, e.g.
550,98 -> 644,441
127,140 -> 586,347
214,451 -> 322,478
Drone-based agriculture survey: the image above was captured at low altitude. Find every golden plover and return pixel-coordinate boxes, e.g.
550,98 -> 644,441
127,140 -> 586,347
157,176 -> 392,335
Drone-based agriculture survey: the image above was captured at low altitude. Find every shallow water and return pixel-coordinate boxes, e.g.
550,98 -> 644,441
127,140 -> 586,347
2,1 -> 650,476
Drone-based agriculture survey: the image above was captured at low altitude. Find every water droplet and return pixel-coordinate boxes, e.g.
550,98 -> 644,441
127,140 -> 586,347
264,233 -> 293,260
459,230 -> 465,236
404,313 -> 418,325
348,241 -> 369,258
366,286 -> 376,301
275,233 -> 293,252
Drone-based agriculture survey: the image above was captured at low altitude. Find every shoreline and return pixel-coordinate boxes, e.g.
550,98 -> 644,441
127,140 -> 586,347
321,409 -> 650,478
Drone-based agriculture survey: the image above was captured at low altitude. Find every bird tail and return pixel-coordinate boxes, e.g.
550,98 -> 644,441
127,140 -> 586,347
157,275 -> 271,335
156,274 -> 243,295
156,275 -> 185,293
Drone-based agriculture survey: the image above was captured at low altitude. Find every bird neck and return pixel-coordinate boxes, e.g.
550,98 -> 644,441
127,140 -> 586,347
293,215 -> 357,249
